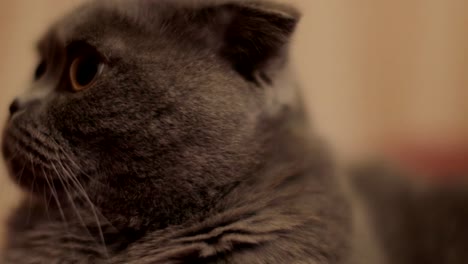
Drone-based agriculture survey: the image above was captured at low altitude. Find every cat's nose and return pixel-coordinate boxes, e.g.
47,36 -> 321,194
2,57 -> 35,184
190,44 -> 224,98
9,99 -> 22,116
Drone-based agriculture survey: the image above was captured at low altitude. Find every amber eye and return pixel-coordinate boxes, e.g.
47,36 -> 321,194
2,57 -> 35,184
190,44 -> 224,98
69,53 -> 103,92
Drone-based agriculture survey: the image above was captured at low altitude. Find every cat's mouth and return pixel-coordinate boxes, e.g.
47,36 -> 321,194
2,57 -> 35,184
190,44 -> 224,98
2,123 -> 66,195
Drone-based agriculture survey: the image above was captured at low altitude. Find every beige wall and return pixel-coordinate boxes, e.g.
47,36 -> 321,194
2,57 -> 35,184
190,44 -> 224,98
295,0 -> 468,159
0,0 -> 467,253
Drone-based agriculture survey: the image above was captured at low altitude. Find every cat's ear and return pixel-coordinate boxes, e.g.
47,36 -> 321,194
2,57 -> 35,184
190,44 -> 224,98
133,1 -> 300,83
210,3 -> 300,83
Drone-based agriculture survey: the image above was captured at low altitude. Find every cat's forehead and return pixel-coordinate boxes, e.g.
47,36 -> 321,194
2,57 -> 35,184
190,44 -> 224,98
38,2 -> 132,53
38,0 -> 190,53
39,0 -> 298,48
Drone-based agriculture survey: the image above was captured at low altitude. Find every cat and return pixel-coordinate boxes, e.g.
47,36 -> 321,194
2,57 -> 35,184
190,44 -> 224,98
351,162 -> 468,264
1,0 -> 350,263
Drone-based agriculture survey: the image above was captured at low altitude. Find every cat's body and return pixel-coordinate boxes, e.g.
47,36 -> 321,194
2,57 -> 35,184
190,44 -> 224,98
352,164 -> 468,264
1,0 -> 350,263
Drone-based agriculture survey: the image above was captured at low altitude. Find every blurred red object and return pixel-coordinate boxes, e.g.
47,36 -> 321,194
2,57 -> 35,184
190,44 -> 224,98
383,137 -> 468,183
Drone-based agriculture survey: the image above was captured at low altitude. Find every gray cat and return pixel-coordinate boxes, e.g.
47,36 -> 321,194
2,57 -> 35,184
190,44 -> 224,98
1,0 -> 350,263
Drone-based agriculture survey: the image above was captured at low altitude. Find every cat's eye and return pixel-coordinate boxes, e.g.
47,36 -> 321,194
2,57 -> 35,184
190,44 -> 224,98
69,53 -> 103,92
34,60 -> 47,80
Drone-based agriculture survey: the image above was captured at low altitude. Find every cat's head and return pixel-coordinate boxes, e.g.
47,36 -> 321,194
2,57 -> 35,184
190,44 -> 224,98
2,0 -> 300,230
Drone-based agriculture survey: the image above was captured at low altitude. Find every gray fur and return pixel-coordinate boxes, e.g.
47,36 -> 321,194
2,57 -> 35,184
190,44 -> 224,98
1,0 -> 350,263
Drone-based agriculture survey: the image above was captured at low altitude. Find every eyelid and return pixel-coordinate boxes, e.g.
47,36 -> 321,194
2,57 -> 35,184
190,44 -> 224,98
65,40 -> 110,64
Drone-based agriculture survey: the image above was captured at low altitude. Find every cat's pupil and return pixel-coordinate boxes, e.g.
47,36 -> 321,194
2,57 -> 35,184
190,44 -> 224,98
74,56 -> 99,87
34,60 -> 47,80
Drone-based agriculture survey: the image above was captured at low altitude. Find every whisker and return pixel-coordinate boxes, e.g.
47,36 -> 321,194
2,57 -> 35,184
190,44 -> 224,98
68,174 -> 110,257
53,152 -> 110,258
2,133 -> 28,196
40,167 -> 70,238
5,144 -> 20,163
60,157 -> 108,212
27,158 -> 38,225
45,164 -> 81,260
16,156 -> 27,189
53,142 -> 105,187
50,162 -> 96,259
44,185 -> 53,221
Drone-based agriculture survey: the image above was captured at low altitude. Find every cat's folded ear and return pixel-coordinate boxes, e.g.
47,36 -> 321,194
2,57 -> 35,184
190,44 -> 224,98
132,0 -> 300,82
209,2 -> 301,83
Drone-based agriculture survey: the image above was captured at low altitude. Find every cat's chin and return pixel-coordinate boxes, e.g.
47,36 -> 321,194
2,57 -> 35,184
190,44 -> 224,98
5,158 -> 64,197
2,131 -> 64,197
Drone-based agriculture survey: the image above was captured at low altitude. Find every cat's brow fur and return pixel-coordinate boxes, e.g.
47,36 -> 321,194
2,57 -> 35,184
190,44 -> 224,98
1,0 -> 350,263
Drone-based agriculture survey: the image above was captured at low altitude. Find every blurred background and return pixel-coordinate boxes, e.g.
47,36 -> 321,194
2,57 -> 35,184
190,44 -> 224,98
0,0 -> 467,260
